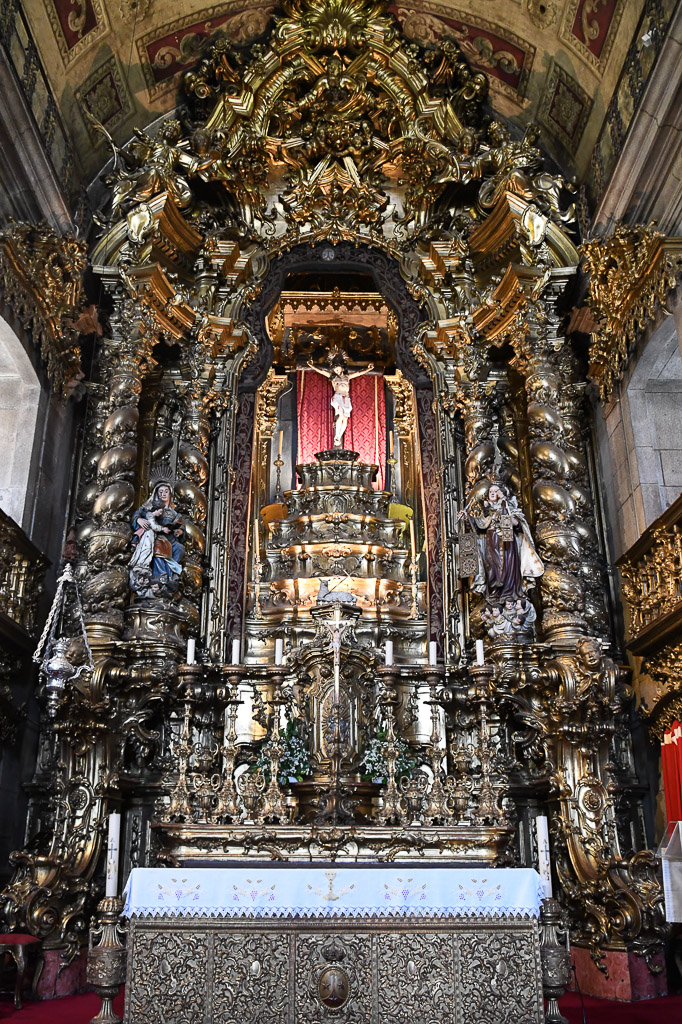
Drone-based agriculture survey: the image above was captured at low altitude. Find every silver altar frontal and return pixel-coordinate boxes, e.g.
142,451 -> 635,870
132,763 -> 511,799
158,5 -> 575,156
123,866 -> 545,1024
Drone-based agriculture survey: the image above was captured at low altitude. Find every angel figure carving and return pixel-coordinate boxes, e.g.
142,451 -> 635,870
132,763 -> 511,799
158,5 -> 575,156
88,115 -> 210,222
306,356 -> 375,447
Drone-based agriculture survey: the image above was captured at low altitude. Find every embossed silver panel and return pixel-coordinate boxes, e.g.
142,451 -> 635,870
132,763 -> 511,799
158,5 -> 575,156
124,917 -> 543,1024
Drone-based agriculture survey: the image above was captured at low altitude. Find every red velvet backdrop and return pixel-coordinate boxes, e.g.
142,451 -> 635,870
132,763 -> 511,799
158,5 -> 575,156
662,720 -> 682,822
296,370 -> 386,489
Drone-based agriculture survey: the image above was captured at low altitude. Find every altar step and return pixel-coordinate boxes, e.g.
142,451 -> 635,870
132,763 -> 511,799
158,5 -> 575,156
0,989 -> 680,1022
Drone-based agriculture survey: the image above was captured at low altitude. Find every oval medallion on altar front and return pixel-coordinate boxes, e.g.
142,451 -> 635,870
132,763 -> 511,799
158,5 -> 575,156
318,965 -> 350,1009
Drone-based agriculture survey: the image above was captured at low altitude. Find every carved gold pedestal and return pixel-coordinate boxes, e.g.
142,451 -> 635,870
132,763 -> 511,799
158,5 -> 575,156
152,822 -> 512,864
87,896 -> 126,1024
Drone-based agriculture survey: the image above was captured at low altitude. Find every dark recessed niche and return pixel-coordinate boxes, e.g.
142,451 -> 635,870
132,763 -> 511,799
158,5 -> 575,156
283,270 -> 379,292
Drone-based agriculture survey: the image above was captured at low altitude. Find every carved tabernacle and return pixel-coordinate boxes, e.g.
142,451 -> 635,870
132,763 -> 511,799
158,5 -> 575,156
245,449 -> 428,663
124,916 -> 543,1024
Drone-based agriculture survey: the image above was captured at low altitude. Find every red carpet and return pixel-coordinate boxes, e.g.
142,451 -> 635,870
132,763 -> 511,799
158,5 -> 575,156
0,990 -> 680,1022
0,991 -> 124,1021
559,992 -> 682,1023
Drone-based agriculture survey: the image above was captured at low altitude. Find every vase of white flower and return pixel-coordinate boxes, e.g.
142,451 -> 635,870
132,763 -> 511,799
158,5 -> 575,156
361,729 -> 416,785
252,720 -> 312,786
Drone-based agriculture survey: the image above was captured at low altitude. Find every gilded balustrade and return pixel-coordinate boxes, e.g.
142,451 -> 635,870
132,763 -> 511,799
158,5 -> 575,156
0,508 -> 48,639
618,494 -> 682,738
618,495 -> 682,648
0,508 -> 48,744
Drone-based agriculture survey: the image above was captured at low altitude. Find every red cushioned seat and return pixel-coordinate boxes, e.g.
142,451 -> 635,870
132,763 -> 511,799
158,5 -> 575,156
0,934 -> 40,945
0,933 -> 42,1008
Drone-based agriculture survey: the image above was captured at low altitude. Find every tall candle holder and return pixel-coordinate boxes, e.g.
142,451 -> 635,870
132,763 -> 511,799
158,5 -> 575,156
167,686 -> 194,820
313,603 -> 355,826
469,663 -> 506,826
408,516 -> 419,619
215,668 -> 243,822
387,454 -> 397,500
253,520 -> 263,620
409,556 -> 419,619
375,676 -> 404,825
423,667 -> 450,824
261,714 -> 288,823
87,896 -> 126,1024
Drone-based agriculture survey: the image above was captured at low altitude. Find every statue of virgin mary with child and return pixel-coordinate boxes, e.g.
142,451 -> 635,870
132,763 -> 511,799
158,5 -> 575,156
129,466 -> 185,600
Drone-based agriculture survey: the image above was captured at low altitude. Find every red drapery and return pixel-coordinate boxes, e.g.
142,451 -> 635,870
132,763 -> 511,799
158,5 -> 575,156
296,370 -> 386,489
662,720 -> 682,822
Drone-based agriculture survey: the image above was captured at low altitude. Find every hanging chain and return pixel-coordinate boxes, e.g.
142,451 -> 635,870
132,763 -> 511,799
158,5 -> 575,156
32,563 -> 95,673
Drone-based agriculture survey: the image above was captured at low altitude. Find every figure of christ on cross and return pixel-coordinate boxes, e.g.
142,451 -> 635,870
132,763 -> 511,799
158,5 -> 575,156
306,358 -> 375,448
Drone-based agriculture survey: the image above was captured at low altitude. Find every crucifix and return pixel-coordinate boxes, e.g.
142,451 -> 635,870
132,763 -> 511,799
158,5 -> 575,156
314,600 -> 355,825
306,356 -> 375,448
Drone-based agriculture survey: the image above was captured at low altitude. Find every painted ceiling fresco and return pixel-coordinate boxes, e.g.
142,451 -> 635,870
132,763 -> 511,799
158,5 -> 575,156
16,0 -> 655,200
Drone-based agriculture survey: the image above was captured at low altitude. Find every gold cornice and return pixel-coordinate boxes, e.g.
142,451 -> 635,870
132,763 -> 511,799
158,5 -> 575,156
582,224 -> 682,401
0,221 -> 87,398
278,290 -> 388,315
471,263 -> 543,341
470,192 -> 580,274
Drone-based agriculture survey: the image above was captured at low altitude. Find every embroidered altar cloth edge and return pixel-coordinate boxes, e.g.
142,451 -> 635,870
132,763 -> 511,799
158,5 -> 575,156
123,866 -> 544,919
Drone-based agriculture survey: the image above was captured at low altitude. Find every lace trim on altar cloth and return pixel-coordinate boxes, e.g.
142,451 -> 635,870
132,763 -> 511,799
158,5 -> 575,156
123,905 -> 541,920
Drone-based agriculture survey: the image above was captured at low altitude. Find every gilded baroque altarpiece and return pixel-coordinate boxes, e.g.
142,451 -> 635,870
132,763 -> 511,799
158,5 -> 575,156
0,0 -> 667,997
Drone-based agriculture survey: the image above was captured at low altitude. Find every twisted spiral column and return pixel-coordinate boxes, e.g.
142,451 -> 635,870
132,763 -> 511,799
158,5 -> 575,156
83,319 -> 154,644
519,308 -> 585,648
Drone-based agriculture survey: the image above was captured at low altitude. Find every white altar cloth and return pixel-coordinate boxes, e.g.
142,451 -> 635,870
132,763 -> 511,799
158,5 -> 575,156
123,866 -> 543,919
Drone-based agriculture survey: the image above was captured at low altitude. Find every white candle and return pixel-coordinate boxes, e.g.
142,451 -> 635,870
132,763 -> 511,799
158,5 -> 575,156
429,641 -> 438,666
105,812 -> 121,898
334,662 -> 340,706
385,639 -> 394,666
275,638 -> 284,665
475,639 -> 484,666
186,638 -> 196,665
231,639 -> 241,666
278,430 -> 283,457
254,518 -> 260,555
409,518 -> 416,562
536,814 -> 553,898
389,430 -> 394,457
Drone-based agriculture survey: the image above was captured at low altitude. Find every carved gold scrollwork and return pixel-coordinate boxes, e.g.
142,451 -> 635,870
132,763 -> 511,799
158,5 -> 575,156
0,222 -> 87,397
582,225 -> 682,400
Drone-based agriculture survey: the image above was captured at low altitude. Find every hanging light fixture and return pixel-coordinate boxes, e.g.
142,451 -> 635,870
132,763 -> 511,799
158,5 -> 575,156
32,564 -> 94,717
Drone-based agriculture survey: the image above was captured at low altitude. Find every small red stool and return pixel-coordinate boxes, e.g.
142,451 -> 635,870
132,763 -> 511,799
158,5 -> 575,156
0,934 -> 42,1009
